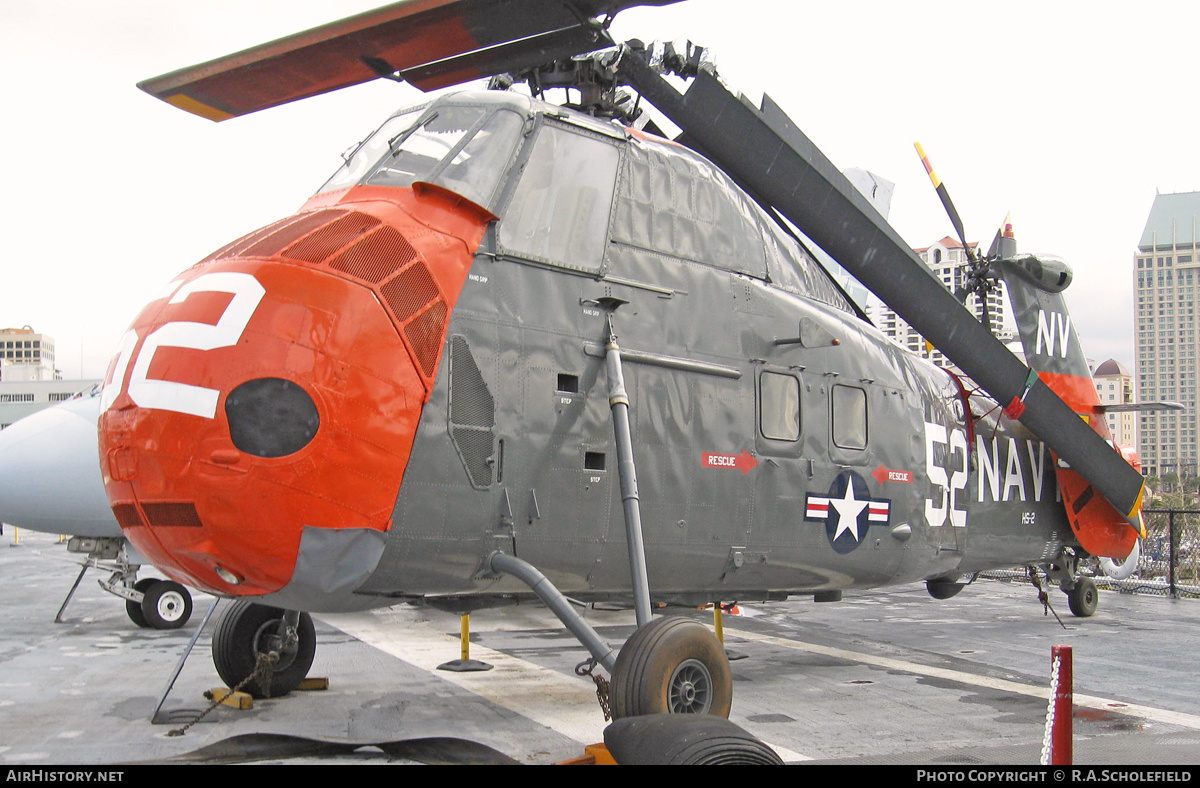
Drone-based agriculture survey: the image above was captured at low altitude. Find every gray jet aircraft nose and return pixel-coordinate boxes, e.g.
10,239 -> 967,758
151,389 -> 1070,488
0,392 -> 119,537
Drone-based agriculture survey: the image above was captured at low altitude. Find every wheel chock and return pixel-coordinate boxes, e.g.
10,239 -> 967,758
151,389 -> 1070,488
557,743 -> 617,765
297,677 -> 329,691
205,688 -> 253,710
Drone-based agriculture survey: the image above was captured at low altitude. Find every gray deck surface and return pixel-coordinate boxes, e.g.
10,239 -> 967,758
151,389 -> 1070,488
2,529 -> 1199,766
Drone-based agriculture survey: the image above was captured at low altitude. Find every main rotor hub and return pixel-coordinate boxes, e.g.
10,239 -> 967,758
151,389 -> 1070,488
489,39 -> 714,122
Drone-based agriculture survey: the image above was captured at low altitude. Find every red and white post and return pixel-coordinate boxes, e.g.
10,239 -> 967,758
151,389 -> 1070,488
1041,645 -> 1073,765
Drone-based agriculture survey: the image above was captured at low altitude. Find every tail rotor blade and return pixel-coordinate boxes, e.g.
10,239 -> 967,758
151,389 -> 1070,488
986,216 -> 1009,260
915,142 -> 974,262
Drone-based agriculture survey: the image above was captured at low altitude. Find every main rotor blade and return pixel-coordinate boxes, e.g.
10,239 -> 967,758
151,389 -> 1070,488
617,52 -> 1145,523
138,0 -> 682,121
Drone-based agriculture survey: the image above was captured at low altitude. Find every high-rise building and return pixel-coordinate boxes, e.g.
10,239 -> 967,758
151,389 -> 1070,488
0,327 -> 58,382
1092,358 -> 1135,449
0,327 -> 91,429
871,236 -> 1014,366
1134,191 -> 1200,480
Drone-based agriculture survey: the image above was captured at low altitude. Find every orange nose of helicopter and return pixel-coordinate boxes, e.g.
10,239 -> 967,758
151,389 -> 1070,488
98,189 -> 490,599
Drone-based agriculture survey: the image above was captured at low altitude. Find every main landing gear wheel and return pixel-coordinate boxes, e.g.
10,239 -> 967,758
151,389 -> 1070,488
212,600 -> 316,698
1066,576 -> 1099,618
126,578 -> 193,629
610,616 -> 733,719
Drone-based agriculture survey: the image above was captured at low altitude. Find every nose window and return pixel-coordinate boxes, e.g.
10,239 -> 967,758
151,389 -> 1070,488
225,378 -> 319,458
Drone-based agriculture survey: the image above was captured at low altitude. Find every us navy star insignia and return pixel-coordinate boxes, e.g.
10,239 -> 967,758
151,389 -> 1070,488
804,471 -> 891,553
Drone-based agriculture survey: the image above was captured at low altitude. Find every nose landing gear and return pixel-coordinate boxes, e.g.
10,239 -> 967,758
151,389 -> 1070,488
211,600 -> 316,698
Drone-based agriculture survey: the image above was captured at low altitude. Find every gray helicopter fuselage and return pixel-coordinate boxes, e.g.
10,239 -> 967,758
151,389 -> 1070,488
262,91 -> 1077,613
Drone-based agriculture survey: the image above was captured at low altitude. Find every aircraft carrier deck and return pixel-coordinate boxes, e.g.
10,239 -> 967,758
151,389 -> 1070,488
2,528 -> 1199,768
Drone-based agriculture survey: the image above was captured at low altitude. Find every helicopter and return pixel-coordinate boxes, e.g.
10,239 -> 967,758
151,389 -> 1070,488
74,0 -> 1164,718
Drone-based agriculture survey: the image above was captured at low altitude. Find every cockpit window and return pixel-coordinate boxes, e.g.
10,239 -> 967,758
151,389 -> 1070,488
497,123 -> 620,273
365,106 -> 484,190
316,108 -> 424,195
317,104 -> 524,212
433,109 -> 525,210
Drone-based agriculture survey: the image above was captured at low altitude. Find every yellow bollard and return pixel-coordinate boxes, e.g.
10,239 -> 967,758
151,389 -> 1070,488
461,614 -> 471,661
715,603 -> 748,662
436,613 -> 493,672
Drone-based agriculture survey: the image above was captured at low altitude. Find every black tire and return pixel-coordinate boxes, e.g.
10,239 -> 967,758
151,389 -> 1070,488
212,600 -> 316,699
927,580 -> 964,600
1067,576 -> 1099,617
125,578 -> 157,628
610,616 -> 732,719
605,715 -> 784,765
140,580 -> 193,629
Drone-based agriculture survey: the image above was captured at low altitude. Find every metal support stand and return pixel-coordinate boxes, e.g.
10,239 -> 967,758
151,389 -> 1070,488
55,563 -> 90,623
602,307 -> 653,628
151,598 -> 221,724
487,551 -> 617,673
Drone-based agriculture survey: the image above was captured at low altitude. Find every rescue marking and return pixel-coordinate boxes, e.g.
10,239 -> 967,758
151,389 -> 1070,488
702,451 -> 758,474
872,464 -> 913,484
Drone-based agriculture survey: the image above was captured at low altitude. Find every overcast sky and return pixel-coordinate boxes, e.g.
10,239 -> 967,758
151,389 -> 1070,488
4,0 -> 1199,379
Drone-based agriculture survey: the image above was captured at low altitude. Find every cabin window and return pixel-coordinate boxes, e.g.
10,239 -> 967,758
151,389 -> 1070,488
759,371 -> 800,441
831,384 -> 868,450
498,123 -> 619,273
610,142 -> 767,279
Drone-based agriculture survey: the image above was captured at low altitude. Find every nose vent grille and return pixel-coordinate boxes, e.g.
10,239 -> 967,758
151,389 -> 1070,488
111,503 -> 145,530
143,502 -> 205,528
380,260 -> 440,322
404,300 -> 448,378
330,226 -> 419,284
243,211 -> 349,259
111,502 -> 205,529
203,206 -> 452,388
282,212 -> 381,264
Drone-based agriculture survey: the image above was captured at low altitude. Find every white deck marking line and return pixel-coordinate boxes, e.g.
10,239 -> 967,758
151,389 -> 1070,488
318,611 -> 811,762
734,629 -> 1200,731
320,610 -> 610,747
